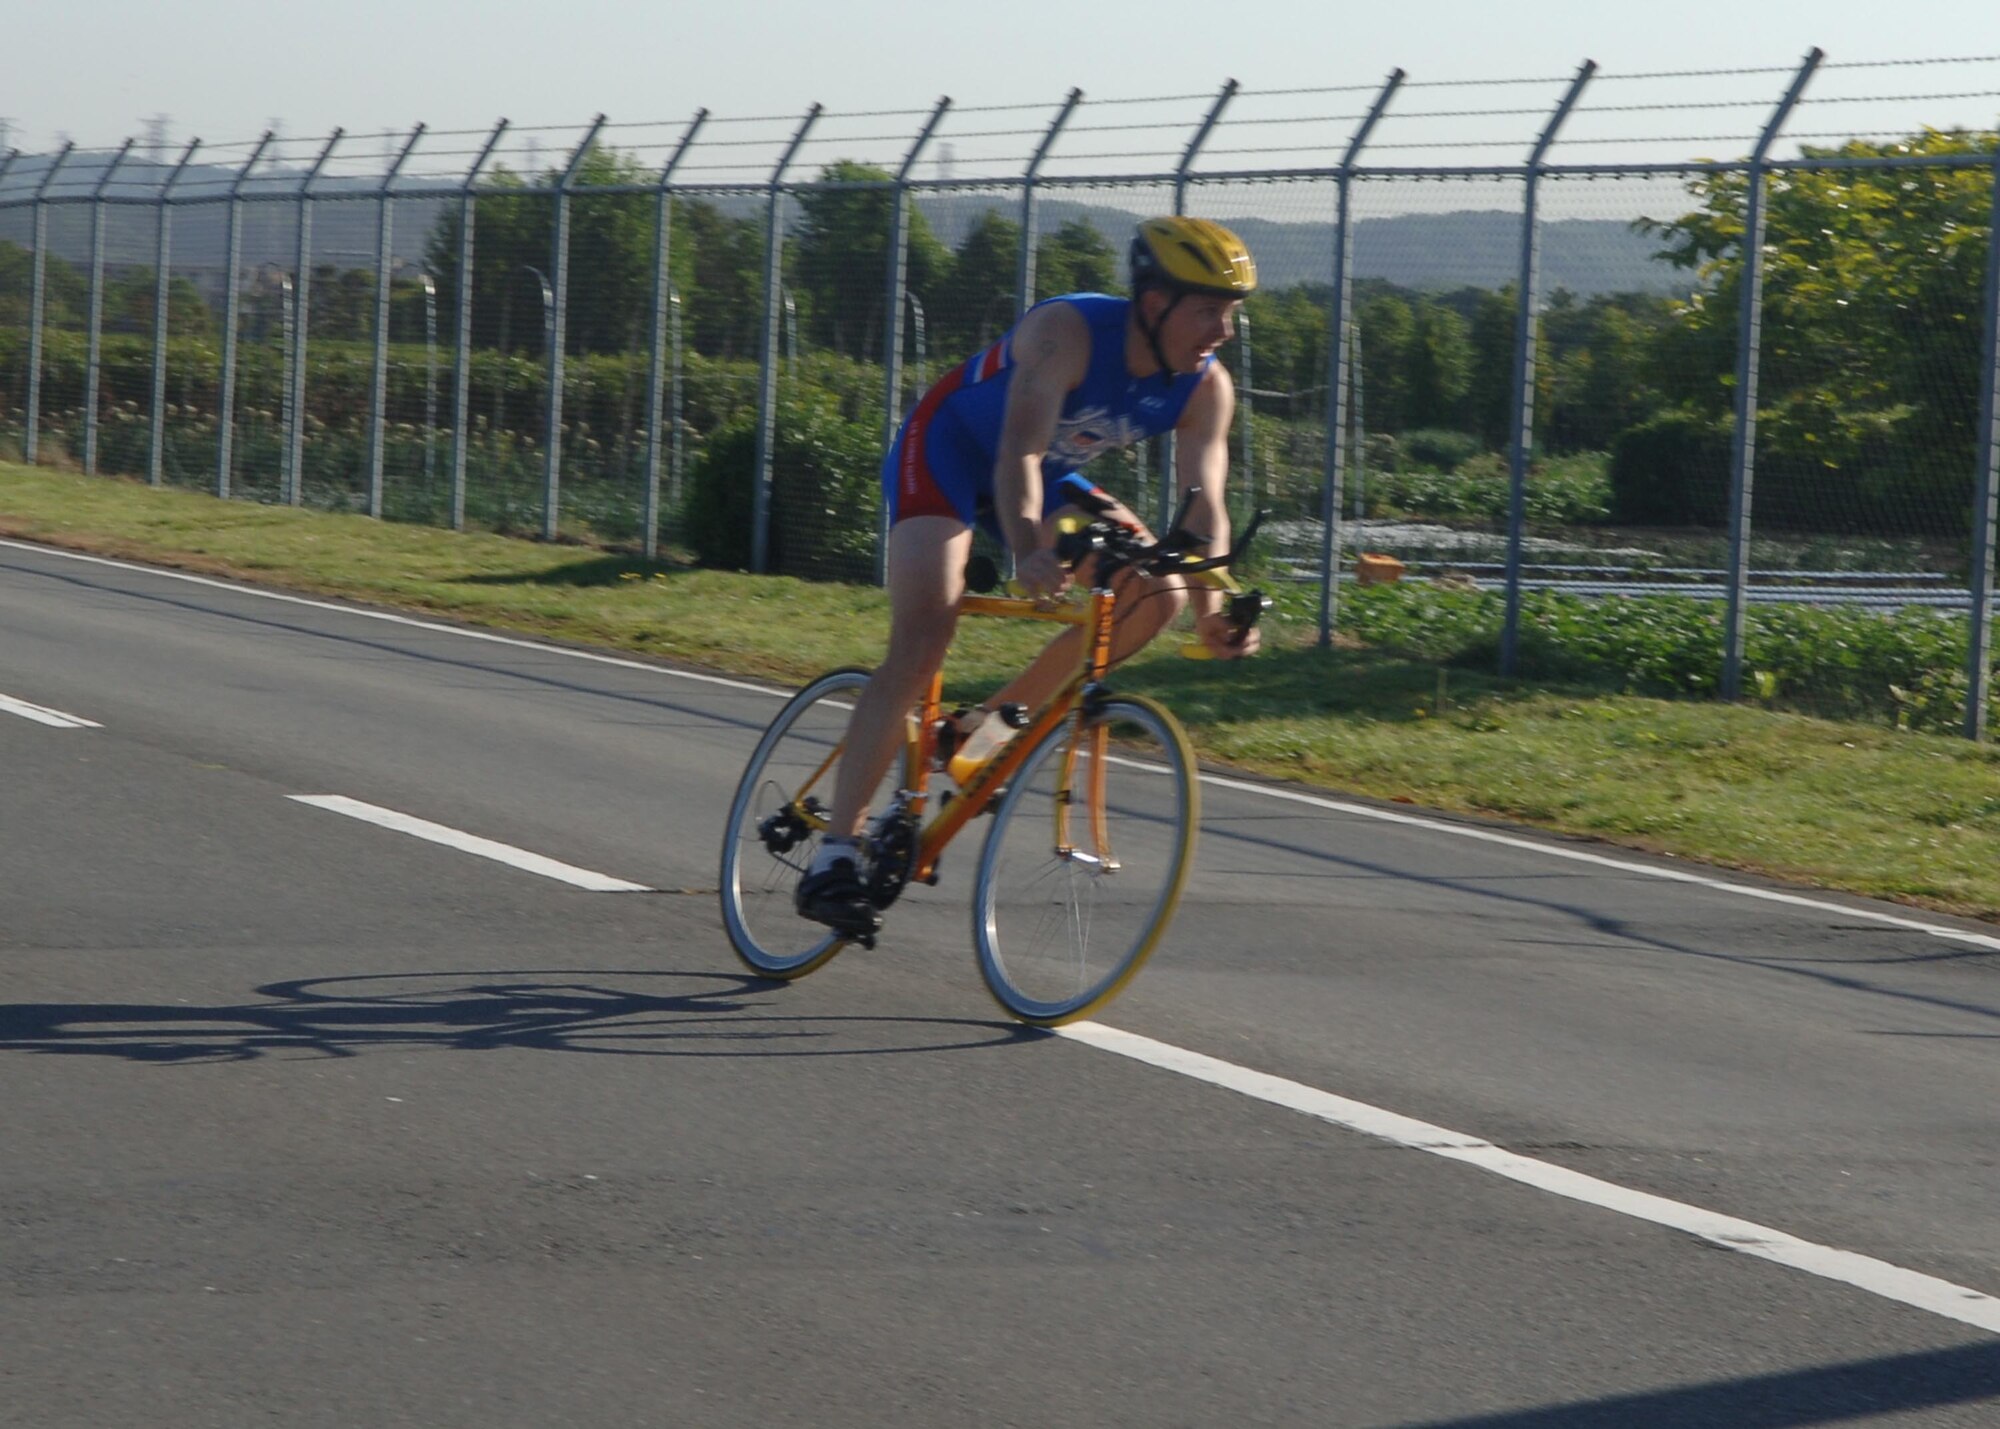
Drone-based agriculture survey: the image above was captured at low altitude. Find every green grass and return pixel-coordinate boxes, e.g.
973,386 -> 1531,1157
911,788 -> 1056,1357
6,460 -> 1999,921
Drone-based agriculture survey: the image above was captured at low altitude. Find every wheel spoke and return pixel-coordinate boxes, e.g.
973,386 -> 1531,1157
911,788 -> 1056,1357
973,696 -> 1196,1024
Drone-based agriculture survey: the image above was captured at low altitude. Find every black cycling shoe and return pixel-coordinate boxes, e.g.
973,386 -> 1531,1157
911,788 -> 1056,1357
794,856 -> 883,939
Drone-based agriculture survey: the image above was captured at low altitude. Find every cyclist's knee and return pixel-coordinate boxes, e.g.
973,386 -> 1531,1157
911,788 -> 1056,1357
1122,574 -> 1187,640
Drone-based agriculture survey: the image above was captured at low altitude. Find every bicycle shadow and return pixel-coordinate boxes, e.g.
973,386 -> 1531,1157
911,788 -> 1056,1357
0,968 -> 1036,1065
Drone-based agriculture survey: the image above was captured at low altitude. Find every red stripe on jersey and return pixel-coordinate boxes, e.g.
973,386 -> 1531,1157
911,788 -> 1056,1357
894,364 -> 972,523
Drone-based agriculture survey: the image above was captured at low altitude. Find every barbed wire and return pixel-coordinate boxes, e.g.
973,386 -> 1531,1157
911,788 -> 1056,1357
1821,54 -> 2000,69
1398,75 -> 1577,88
1235,84 -> 1391,98
1799,90 -> 2000,105
19,60 -> 2000,171
1594,65 -> 1799,82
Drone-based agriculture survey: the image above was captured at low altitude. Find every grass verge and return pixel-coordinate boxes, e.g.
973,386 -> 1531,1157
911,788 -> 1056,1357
5,461 -> 1998,921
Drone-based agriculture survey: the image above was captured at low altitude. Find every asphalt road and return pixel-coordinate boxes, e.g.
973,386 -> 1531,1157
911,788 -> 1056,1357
4,535 -> 1999,1428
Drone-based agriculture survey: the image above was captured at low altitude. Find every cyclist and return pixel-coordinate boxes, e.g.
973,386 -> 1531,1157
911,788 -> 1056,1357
796,216 -> 1263,937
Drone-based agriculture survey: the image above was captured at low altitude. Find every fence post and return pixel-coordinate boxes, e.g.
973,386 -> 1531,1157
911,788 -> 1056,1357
1499,61 -> 1595,676
285,129 -> 342,506
23,140 -> 74,467
1722,48 -> 1823,699
1017,89 -> 1082,316
538,114 -> 606,542
1351,325 -> 1368,520
82,138 -> 134,476
752,105 -> 822,575
216,131 -> 274,499
670,286 -> 685,508
364,124 -> 425,518
1965,144 -> 2000,740
642,111 -> 706,561
148,139 -> 199,486
445,120 -> 508,531
878,96 -> 953,584
1317,71 -> 1402,648
1161,80 -> 1239,522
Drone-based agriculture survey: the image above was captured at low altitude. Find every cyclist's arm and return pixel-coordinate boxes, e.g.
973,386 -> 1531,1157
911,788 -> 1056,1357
1174,361 -> 1236,626
993,302 -> 1089,567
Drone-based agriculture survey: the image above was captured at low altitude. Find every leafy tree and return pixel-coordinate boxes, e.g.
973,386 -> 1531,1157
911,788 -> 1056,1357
0,240 -> 86,330
932,208 -> 1020,353
1405,301 -> 1472,430
96,266 -> 213,339
1465,286 -> 1518,451
675,197 -> 765,362
1354,289 -> 1413,433
1238,282 -> 1328,421
1544,292 -> 1672,452
792,161 -> 950,359
311,266 -> 378,343
1641,129 -> 1996,531
1034,219 -> 1118,300
425,171 -> 555,358
423,147 -> 685,361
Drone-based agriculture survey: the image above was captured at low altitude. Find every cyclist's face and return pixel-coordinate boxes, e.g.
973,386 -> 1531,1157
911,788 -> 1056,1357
1155,292 -> 1242,371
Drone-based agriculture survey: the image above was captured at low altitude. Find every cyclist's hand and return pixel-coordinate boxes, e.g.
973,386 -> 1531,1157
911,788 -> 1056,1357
1015,548 -> 1070,602
1195,609 -> 1261,659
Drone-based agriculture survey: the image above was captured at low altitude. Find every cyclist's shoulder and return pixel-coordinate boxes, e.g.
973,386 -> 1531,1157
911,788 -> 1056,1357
1024,291 -> 1127,335
1015,293 -> 1107,341
1008,299 -> 1096,386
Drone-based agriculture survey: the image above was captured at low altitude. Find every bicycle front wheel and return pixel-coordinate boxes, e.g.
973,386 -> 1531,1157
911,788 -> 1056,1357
720,666 -> 888,979
972,694 -> 1198,1025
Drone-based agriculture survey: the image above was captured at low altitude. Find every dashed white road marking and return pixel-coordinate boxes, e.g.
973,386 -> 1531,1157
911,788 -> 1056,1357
288,795 -> 651,892
1062,1021 -> 2000,1336
0,691 -> 102,728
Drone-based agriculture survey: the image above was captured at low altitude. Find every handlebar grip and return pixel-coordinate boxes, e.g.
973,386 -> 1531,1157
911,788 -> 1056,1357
1053,528 -> 1101,567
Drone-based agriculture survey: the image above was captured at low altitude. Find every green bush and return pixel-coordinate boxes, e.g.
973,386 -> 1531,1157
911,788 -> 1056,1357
1399,428 -> 1482,473
1345,578 -> 1997,733
1363,450 -> 1610,527
684,391 -> 882,581
1608,409 -> 1732,526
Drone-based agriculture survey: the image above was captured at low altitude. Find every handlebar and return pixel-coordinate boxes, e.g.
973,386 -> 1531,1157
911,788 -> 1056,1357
963,487 -> 1272,651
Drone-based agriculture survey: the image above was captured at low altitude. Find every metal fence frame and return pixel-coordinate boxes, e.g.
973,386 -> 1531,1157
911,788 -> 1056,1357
3,57 -> 1998,736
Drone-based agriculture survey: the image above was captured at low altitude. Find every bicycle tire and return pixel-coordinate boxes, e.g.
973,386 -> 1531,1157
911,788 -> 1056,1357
971,693 -> 1198,1025
719,666 -> 887,979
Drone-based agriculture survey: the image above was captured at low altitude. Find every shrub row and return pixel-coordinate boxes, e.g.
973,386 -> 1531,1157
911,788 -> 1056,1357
1344,579 -> 1996,734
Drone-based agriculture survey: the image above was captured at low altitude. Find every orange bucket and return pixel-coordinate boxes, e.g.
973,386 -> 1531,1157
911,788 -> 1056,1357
1354,553 -> 1406,586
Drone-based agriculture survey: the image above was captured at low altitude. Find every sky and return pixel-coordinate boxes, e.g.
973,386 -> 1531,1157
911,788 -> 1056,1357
7,0 -> 2000,181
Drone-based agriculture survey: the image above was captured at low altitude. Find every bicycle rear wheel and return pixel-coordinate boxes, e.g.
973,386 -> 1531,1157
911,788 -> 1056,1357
720,667 -> 897,978
971,694 -> 1198,1025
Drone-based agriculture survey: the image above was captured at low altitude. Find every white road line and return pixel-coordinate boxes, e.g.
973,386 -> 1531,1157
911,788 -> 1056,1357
1062,1021 -> 2000,1336
287,795 -> 652,892
9,535 -> 1994,954
0,537 -> 787,699
0,691 -> 102,728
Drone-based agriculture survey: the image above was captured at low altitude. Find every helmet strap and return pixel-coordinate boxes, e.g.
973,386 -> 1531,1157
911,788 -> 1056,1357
1137,288 -> 1185,381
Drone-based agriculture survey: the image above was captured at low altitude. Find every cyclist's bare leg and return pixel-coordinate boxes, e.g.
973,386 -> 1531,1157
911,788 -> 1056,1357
827,515 -> 971,839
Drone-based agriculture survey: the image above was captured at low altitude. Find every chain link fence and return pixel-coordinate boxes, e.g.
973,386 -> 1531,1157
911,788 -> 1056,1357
2,54 -> 1997,735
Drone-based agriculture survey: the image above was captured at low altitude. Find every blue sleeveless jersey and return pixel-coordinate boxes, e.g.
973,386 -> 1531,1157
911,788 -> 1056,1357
883,293 -> 1211,534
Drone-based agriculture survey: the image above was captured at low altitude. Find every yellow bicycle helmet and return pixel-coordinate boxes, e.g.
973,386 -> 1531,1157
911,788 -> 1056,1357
1129,216 -> 1258,298
1129,216 -> 1256,375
